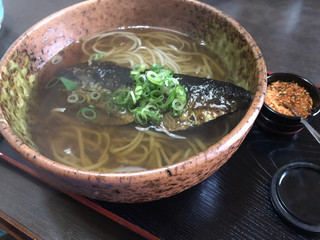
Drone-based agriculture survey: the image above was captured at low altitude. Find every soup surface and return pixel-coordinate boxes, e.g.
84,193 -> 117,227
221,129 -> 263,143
26,28 -> 245,172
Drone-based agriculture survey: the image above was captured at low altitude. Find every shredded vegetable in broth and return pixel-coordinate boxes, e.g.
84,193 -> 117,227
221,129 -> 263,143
26,28 -> 244,172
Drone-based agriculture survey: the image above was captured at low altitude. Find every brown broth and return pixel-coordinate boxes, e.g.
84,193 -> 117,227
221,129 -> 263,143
26,28 -> 240,172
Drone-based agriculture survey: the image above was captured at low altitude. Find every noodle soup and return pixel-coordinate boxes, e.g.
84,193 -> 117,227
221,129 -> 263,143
26,28 -> 243,172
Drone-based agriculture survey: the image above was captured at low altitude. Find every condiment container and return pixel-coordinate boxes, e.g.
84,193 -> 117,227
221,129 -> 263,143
257,72 -> 320,134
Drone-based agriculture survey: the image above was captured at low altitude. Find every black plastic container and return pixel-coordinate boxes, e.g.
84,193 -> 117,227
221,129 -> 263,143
257,73 -> 320,134
270,162 -> 320,232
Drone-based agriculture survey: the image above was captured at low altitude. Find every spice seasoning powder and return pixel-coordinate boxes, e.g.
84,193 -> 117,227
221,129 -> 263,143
265,81 -> 313,119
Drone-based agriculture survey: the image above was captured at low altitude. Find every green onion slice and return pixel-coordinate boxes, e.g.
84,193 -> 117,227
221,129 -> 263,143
77,93 -> 86,103
51,55 -> 63,65
146,71 -> 164,85
76,106 -> 97,121
150,90 -> 164,103
67,94 -> 79,103
90,91 -> 101,100
60,77 -> 78,92
159,90 -> 176,110
45,77 -> 60,89
113,89 -> 130,105
89,53 -> 104,62
172,99 -> 185,111
111,64 -> 187,126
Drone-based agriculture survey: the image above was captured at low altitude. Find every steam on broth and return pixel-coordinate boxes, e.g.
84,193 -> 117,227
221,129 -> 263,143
27,28 -> 246,172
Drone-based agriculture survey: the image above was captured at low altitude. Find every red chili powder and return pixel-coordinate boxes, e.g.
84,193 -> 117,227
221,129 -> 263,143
265,81 -> 313,119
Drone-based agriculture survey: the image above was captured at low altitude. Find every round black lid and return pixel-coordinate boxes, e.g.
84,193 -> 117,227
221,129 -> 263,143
270,162 -> 320,232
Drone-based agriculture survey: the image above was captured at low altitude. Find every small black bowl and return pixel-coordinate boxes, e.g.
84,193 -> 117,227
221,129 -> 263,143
257,73 -> 320,134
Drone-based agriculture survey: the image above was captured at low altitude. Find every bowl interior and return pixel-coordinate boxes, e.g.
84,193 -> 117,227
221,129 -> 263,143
0,0 -> 265,151
0,0 -> 266,202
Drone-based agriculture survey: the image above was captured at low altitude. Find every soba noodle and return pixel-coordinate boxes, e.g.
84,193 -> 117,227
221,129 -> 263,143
47,112 -> 210,172
81,30 -> 226,79
29,28 -> 232,172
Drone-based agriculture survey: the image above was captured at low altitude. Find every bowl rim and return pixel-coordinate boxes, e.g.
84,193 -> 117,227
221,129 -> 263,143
0,0 -> 267,181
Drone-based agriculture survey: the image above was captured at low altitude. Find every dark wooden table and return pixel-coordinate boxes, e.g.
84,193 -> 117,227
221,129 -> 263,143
1,0 -> 320,239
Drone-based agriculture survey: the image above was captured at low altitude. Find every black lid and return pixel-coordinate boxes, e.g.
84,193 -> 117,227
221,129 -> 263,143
270,162 -> 320,232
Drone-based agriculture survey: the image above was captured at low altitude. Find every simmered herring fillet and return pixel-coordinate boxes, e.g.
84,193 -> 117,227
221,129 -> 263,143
57,61 -> 134,125
163,75 -> 253,131
57,61 -> 252,130
60,61 -> 133,91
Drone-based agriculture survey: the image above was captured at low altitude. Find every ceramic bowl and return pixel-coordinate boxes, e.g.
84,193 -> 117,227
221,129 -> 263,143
257,73 -> 320,135
0,0 -> 266,202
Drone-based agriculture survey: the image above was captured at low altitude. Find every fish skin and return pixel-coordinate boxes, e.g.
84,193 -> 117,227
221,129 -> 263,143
163,75 -> 253,131
60,61 -> 133,91
58,62 -> 252,130
58,61 -> 134,125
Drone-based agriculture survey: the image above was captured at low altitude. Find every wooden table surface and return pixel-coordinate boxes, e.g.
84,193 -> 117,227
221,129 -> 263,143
1,0 -> 320,239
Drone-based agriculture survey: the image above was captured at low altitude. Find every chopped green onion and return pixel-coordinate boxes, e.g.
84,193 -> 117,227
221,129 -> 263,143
60,77 -> 78,92
105,101 -> 116,115
134,107 -> 161,126
76,106 -> 97,121
77,93 -> 86,103
146,71 -> 164,85
101,92 -> 113,102
51,55 -> 63,65
175,85 -> 186,96
141,86 -> 150,98
170,108 -> 181,117
113,89 -> 130,105
134,85 -> 143,97
130,90 -> 137,105
172,99 -> 185,111
89,53 -> 104,62
67,94 -> 79,103
90,91 -> 101,100
130,70 -> 140,76
149,63 -> 165,73
135,74 -> 147,84
150,90 -> 164,103
67,93 -> 86,104
45,77 -> 60,89
159,90 -> 176,109
132,63 -> 146,72
112,64 -> 187,126
119,107 -> 127,114
45,77 -> 79,92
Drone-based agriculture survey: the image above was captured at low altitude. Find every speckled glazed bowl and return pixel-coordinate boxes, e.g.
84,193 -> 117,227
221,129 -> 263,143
257,73 -> 320,134
0,0 -> 267,202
